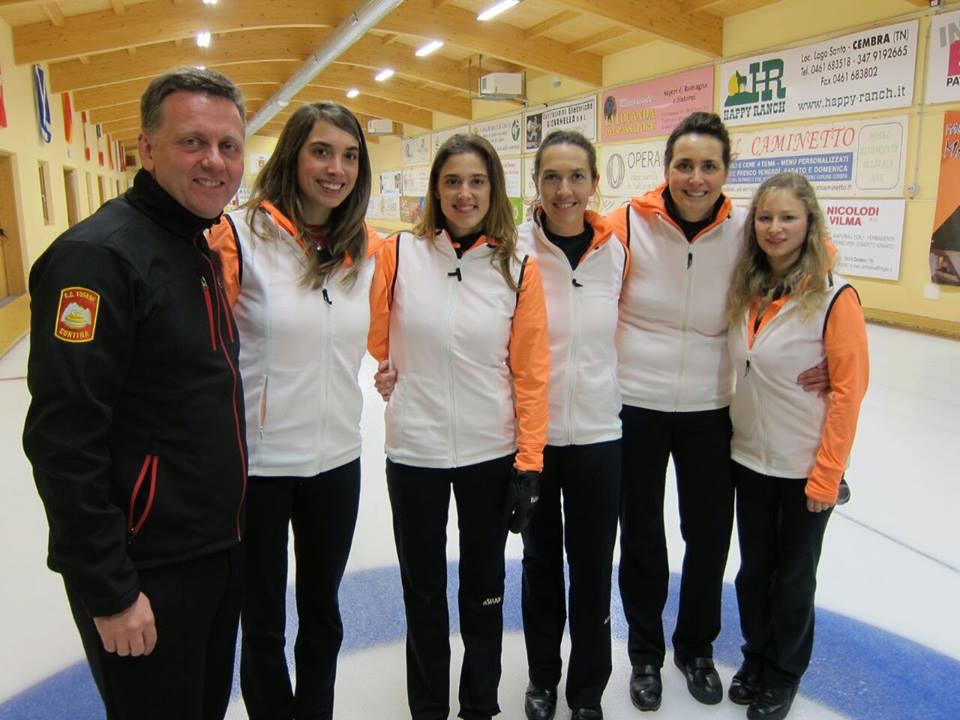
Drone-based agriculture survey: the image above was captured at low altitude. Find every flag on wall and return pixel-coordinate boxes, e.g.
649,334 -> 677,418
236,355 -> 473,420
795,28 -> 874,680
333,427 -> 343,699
32,64 -> 52,143
81,111 -> 91,160
0,61 -> 8,128
61,92 -> 73,143
96,123 -> 104,166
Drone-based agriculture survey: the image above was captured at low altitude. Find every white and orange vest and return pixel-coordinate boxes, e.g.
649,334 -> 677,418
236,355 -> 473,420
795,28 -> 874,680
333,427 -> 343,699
517,211 -> 628,446
380,230 -> 549,471
608,185 -> 746,412
208,202 -> 388,477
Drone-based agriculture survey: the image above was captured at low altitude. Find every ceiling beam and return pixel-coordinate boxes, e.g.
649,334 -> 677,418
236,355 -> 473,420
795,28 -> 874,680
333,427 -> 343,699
41,2 -> 64,28
679,0 -> 725,11
523,10 -> 580,40
13,0 -> 353,64
69,55 -> 471,118
552,0 -> 722,56
383,0 -> 602,85
47,29 -> 477,95
568,27 -> 631,55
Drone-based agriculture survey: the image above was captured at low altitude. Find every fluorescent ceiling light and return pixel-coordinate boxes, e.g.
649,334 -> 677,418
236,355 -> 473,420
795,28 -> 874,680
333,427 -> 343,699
202,0 -> 218,5
415,40 -> 444,57
346,88 -> 360,98
196,31 -> 211,48
477,0 -> 519,21
375,68 -> 395,82
195,65 -> 206,70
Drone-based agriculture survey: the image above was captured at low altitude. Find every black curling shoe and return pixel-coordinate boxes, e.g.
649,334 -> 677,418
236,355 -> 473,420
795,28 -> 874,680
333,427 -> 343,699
728,665 -> 763,705
524,683 -> 557,720
628,664 -> 662,712
747,685 -> 797,720
673,655 -> 723,705
571,708 -> 603,719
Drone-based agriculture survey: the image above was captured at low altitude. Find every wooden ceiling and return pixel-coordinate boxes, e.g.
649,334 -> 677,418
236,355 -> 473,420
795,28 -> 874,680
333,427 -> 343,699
0,0 -> 936,152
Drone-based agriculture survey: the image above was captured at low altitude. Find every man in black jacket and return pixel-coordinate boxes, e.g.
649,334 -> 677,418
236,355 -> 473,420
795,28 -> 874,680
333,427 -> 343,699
23,67 -> 248,720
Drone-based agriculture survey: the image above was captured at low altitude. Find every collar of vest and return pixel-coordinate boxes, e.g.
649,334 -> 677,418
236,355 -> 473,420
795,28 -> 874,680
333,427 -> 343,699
629,182 -> 733,241
258,199 -> 368,267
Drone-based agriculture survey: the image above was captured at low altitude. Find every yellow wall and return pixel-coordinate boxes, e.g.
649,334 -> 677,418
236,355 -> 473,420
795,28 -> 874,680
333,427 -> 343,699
0,17 -> 128,271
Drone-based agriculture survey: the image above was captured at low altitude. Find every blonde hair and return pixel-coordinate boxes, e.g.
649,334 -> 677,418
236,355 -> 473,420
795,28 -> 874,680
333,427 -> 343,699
414,133 -> 519,291
726,172 -> 833,327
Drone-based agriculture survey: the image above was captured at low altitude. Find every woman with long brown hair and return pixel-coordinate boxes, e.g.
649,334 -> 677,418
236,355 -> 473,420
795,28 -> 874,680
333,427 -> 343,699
378,133 -> 549,720
208,101 -> 388,720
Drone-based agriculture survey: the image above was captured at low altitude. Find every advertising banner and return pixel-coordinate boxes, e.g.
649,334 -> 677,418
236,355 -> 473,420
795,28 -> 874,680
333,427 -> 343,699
600,67 -> 713,142
720,20 -> 916,127
524,95 -> 597,152
925,9 -> 960,105
501,157 -> 523,198
930,112 -> 960,286
726,116 -> 907,198
472,114 -> 523,156
402,134 -> 430,165
400,196 -> 425,225
824,199 -> 905,280
599,139 -> 665,197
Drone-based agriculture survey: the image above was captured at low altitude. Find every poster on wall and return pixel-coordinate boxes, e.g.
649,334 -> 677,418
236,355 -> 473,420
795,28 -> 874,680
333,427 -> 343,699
402,166 -> 430,197
0,61 -> 7,128
925,9 -> 960,105
472,114 -> 523,156
599,139 -> 665,197
600,67 -> 713,143
930,112 -> 960,286
381,193 -> 401,220
824,199 -> 905,280
524,95 -> 597,152
725,116 -> 907,198
400,196 -> 425,224
719,20 -> 916,127
501,157 -> 523,198
250,152 -> 271,174
402,134 -> 430,165
432,125 -> 469,156
380,170 -> 402,196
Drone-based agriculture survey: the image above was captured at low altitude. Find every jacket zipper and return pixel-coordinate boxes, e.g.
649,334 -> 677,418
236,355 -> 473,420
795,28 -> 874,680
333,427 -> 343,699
200,276 -> 217,351
127,454 -> 158,540
446,251 -> 461,465
199,252 -> 248,539
673,240 -> 695,410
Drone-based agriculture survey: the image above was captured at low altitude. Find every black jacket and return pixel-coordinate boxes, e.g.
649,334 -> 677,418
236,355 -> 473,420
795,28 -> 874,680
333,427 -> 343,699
23,169 -> 247,617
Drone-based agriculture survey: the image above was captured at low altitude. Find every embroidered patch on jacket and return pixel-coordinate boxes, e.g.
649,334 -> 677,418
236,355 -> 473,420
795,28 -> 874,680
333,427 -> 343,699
54,287 -> 100,343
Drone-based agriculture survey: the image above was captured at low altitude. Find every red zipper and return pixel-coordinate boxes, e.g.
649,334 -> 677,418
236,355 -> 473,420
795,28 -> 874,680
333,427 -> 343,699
127,454 -> 158,536
200,276 -> 217,351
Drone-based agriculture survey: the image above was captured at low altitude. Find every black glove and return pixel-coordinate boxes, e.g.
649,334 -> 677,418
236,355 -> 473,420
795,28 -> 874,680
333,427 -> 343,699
504,469 -> 540,534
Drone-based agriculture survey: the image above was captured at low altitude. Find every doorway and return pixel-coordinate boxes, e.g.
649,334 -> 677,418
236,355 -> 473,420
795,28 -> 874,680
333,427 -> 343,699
0,152 -> 27,307
63,167 -> 81,227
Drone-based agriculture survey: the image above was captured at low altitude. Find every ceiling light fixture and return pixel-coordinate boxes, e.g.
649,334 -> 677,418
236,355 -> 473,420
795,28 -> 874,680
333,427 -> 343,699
415,40 -> 444,57
477,0 -> 520,22
196,31 -> 211,48
375,68 -> 395,82
346,88 -> 360,98
202,0 -> 219,5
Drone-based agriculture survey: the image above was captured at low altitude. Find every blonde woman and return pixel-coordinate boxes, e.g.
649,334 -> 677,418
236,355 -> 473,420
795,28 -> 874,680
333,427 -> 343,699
724,172 -> 869,720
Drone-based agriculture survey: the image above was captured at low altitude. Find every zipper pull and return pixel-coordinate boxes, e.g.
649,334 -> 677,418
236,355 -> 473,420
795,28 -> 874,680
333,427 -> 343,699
200,275 -> 209,289
572,278 -> 583,288
687,251 -> 693,269
447,267 -> 462,282
745,358 -> 751,377
322,288 -> 333,305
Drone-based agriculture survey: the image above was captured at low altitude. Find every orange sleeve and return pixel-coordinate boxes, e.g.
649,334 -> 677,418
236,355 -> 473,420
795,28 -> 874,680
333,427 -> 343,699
509,257 -> 550,472
606,205 -> 629,248
207,216 -> 241,309
806,287 -> 870,503
365,227 -> 390,362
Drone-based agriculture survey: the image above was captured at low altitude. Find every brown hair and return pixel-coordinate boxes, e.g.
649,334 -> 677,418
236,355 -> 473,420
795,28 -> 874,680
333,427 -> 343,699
246,102 -> 372,288
414,133 -> 519,290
